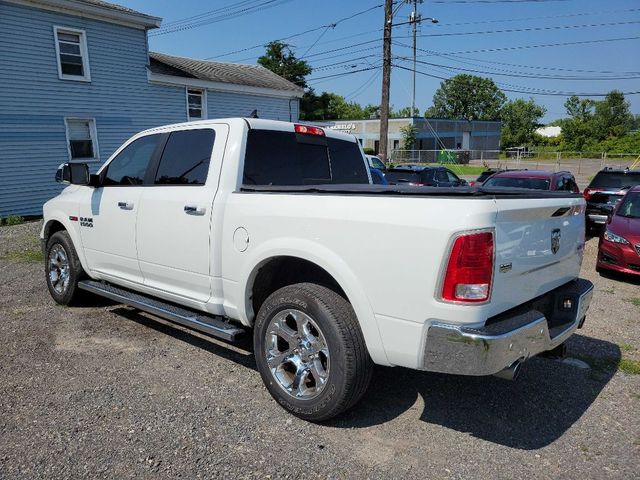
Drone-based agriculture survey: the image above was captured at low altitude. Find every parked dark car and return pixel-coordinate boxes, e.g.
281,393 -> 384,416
482,170 -> 580,192
385,166 -> 467,187
369,167 -> 388,185
596,185 -> 640,277
583,168 -> 640,230
469,168 -> 504,187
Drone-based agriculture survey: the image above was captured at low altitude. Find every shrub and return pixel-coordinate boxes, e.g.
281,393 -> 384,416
5,215 -> 25,226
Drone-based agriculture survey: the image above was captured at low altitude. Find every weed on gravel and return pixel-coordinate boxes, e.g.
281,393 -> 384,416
1,248 -> 43,263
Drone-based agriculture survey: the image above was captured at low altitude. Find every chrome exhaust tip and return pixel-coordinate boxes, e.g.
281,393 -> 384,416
493,360 -> 522,381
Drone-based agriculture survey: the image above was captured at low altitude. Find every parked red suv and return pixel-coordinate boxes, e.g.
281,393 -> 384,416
596,185 -> 640,276
482,170 -> 580,192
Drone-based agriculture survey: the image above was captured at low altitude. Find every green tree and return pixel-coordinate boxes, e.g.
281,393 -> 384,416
561,96 -> 596,151
299,91 -> 365,120
425,74 -> 507,120
257,41 -> 312,88
500,98 -> 546,148
593,90 -> 633,139
564,96 -> 595,121
392,106 -> 420,118
400,124 -> 418,150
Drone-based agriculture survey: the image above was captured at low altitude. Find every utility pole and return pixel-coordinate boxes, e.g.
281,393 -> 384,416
378,0 -> 393,163
410,0 -> 422,117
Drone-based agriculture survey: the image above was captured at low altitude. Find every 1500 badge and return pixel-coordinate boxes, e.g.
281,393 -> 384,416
80,217 -> 93,228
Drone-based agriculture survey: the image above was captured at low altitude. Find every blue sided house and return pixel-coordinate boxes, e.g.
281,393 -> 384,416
0,0 -> 304,216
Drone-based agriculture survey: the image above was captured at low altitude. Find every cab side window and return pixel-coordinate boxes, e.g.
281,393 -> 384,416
154,129 -> 215,185
103,134 -> 161,186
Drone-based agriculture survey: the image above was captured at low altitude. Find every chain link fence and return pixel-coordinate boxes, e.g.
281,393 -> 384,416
390,150 -> 639,172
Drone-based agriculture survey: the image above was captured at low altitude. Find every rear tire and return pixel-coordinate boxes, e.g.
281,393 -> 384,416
45,230 -> 85,305
253,283 -> 373,422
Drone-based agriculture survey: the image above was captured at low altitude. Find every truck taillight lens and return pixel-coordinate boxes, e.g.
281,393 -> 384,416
583,187 -> 603,201
442,231 -> 494,303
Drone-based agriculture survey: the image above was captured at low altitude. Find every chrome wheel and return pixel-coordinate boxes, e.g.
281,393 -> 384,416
48,244 -> 70,294
265,309 -> 330,400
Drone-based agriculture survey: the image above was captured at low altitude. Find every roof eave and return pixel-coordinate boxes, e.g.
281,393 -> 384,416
4,0 -> 162,29
147,70 -> 304,99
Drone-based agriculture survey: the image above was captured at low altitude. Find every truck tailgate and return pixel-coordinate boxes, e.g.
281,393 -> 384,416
490,196 -> 585,316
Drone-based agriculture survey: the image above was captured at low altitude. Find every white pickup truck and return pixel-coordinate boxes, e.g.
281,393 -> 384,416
42,118 -> 594,421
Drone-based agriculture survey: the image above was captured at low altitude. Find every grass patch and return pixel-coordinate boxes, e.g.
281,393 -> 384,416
627,297 -> 640,307
571,353 -> 640,376
619,343 -> 636,352
618,359 -> 640,375
1,248 -> 43,263
601,286 -> 615,295
445,165 -> 486,176
0,215 -> 25,226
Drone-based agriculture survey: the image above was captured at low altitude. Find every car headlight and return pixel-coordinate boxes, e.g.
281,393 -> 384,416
603,229 -> 630,245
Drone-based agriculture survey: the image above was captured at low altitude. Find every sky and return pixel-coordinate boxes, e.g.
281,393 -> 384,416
123,0 -> 640,122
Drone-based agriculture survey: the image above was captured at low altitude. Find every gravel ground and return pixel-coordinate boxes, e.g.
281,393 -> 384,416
1,221 -> 639,479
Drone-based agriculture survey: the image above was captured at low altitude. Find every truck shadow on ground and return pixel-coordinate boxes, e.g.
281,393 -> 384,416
330,334 -> 620,450
107,307 -> 619,451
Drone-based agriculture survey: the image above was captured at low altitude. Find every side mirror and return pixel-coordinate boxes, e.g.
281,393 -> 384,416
55,163 -> 90,186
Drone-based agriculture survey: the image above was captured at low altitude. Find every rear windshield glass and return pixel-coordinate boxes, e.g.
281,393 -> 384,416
589,172 -> 640,189
243,130 -> 368,186
385,170 -> 421,184
484,176 -> 551,190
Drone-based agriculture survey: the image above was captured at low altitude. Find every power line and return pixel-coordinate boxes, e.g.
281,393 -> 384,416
433,7 -> 640,27
205,4 -> 385,59
400,20 -> 640,39
392,64 -> 640,97
307,66 -> 381,84
158,1 -> 255,29
394,36 -> 640,56
413,49 -> 640,75
430,0 -> 574,3
396,57 -> 640,80
150,0 -> 294,37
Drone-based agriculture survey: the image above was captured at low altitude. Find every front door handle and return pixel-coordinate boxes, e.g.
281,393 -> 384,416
184,205 -> 206,216
118,201 -> 134,210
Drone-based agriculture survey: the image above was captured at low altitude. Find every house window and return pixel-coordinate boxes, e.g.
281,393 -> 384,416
393,139 -> 400,150
187,89 -> 206,120
54,26 -> 91,81
65,118 -> 98,161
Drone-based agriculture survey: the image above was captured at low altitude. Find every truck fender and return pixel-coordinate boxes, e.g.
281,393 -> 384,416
237,238 -> 391,367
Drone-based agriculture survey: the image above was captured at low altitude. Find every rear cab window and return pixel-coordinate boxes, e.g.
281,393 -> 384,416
243,129 -> 368,186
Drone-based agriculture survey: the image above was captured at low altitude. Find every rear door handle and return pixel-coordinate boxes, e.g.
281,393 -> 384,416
184,205 -> 206,216
117,201 -> 134,210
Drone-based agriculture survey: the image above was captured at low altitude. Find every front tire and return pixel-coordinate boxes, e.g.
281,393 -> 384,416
45,230 -> 85,305
253,283 -> 373,422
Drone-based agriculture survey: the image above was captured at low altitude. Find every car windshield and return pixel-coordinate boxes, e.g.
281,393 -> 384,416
370,157 -> 385,170
483,176 -> 551,190
616,191 -> 640,218
589,172 -> 640,189
477,171 -> 498,182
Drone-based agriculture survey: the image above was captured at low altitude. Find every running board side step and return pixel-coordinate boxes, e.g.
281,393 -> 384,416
78,280 -> 246,342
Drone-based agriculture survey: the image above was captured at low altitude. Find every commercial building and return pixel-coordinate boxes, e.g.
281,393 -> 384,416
321,117 -> 502,162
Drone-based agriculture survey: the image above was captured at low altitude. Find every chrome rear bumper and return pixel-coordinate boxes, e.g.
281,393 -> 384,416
422,279 -> 594,376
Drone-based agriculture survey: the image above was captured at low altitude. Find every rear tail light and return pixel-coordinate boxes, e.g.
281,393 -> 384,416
294,124 -> 325,136
442,231 -> 494,303
583,187 -> 603,201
